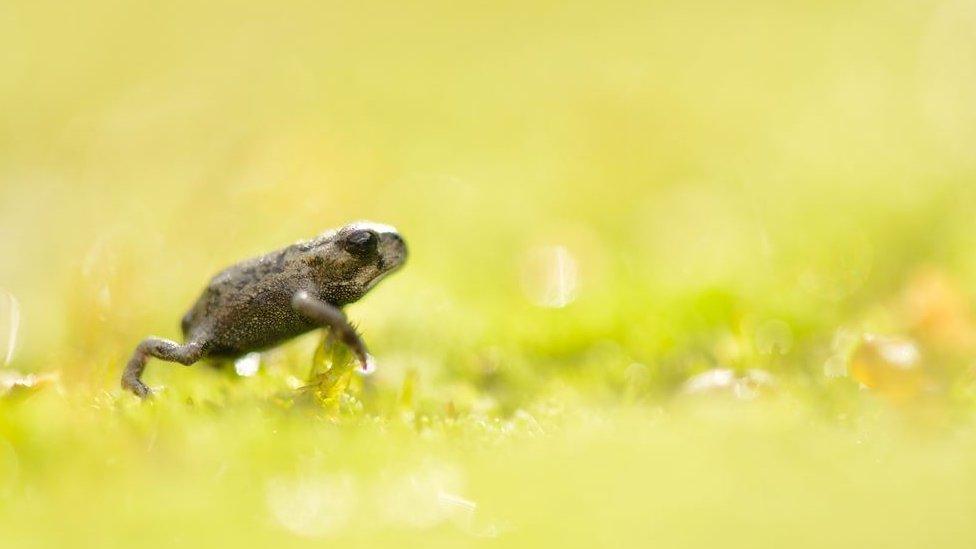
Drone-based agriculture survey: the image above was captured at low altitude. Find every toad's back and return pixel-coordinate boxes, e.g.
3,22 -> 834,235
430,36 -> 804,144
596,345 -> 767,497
180,245 -> 318,357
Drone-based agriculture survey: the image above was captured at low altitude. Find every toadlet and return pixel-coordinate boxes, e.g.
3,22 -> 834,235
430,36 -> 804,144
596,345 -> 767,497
121,221 -> 407,398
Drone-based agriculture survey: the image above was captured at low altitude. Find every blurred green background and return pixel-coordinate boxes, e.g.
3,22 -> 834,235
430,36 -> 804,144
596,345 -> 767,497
2,0 -> 976,547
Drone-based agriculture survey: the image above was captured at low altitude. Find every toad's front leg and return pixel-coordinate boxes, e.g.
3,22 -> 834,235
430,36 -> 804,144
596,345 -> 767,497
291,290 -> 371,371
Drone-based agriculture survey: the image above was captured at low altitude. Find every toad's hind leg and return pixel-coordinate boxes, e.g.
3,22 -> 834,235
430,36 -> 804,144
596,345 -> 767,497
121,337 -> 208,399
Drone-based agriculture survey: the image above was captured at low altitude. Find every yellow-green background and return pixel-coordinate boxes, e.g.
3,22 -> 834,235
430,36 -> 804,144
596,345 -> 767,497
2,0 -> 976,547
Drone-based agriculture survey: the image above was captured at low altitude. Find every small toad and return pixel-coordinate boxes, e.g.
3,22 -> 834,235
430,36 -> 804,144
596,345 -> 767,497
121,221 -> 407,398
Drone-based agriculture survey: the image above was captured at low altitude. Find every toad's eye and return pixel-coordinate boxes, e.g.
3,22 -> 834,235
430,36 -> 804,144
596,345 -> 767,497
343,229 -> 377,255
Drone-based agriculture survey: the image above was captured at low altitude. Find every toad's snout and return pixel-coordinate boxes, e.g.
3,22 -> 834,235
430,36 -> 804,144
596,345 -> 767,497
379,231 -> 408,271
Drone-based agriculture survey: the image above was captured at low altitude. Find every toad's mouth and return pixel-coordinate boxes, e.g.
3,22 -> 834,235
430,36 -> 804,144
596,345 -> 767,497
366,260 -> 404,291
